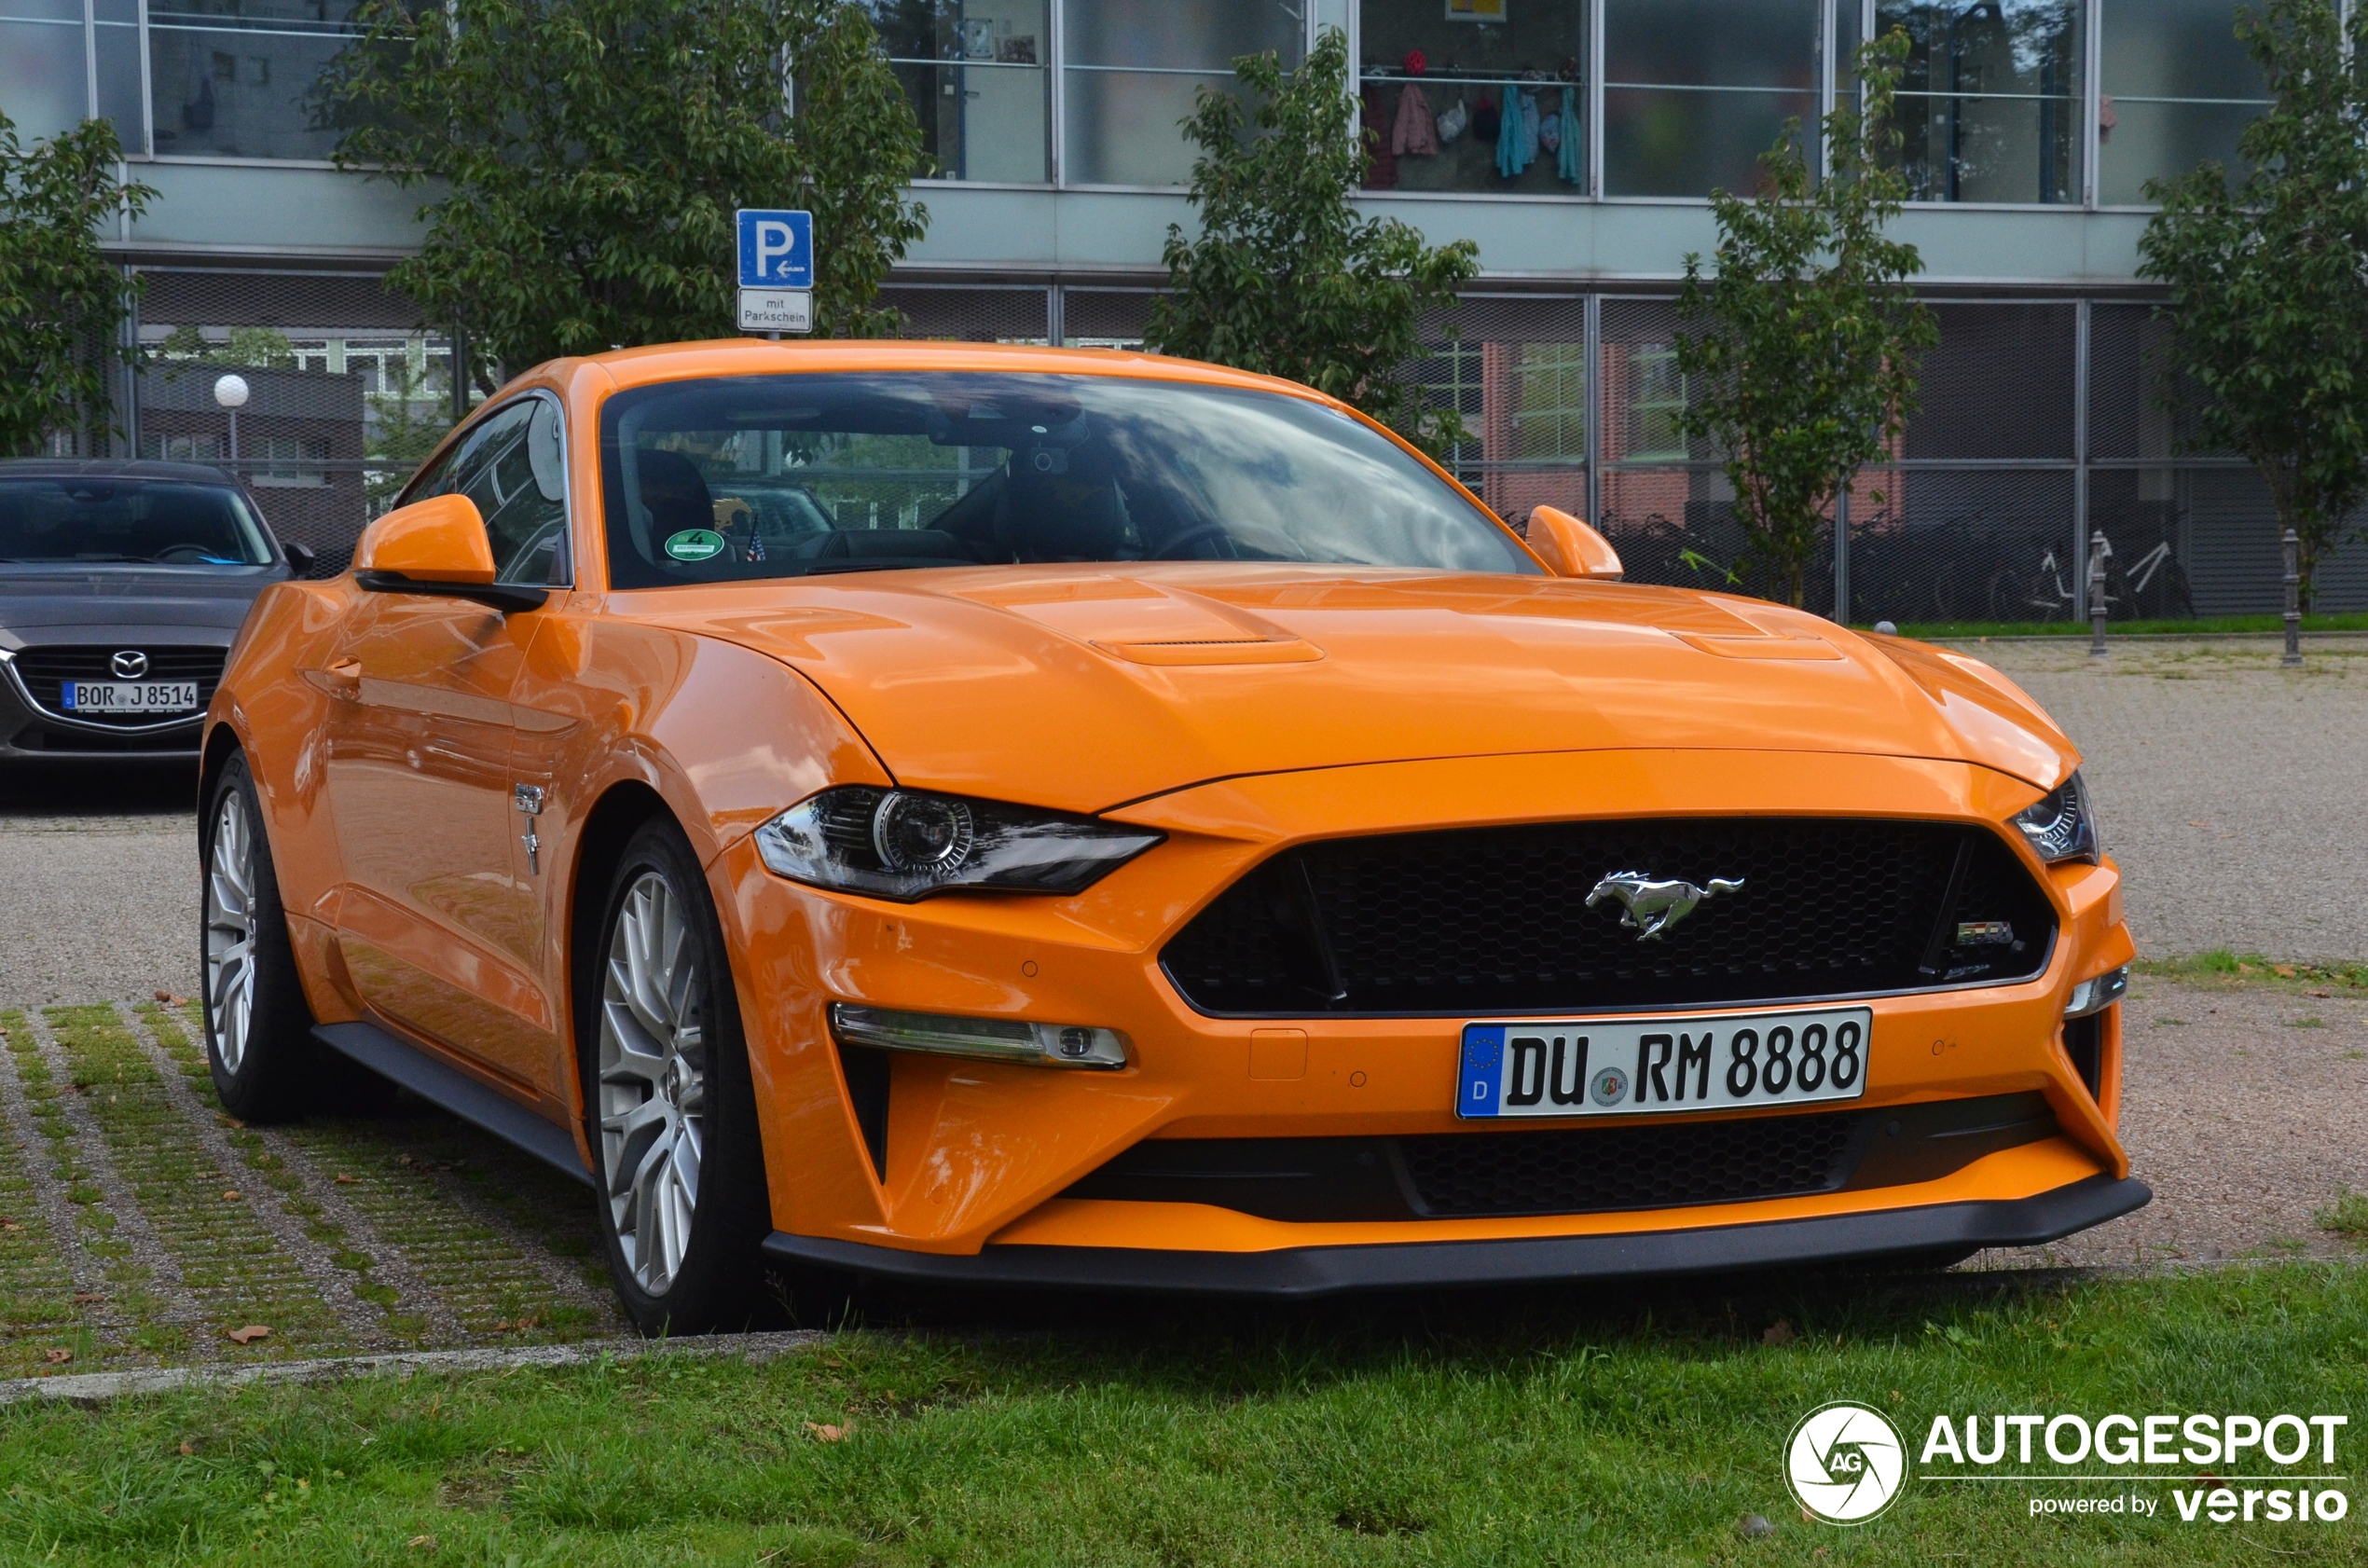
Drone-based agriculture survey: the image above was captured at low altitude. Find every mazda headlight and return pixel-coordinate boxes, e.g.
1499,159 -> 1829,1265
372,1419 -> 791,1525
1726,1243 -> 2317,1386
754,785 -> 1163,901
2010,771 -> 2099,864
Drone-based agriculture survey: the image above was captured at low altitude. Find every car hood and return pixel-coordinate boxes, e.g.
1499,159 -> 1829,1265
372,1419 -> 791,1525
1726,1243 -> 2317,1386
625,565 -> 2076,815
0,568 -> 275,641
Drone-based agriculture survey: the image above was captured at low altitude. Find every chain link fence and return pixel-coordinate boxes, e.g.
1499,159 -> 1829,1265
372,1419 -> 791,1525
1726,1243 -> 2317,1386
74,271 -> 2368,616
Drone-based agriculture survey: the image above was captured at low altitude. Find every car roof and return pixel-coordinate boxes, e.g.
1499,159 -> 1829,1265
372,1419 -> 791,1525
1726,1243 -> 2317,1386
0,458 -> 241,485
558,339 -> 1332,402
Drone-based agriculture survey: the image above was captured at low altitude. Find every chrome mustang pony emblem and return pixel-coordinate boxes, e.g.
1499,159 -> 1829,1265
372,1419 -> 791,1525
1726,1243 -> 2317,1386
1585,871 -> 1745,942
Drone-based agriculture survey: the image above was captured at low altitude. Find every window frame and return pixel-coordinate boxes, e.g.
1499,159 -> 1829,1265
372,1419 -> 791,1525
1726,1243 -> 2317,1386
392,388 -> 575,590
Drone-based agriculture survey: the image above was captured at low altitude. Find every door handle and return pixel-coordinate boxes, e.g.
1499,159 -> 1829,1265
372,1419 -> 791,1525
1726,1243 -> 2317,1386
307,658 -> 363,697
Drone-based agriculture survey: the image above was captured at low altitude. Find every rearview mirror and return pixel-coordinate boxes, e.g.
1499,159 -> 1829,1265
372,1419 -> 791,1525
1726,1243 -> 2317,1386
353,494 -> 546,612
1522,506 -> 1623,581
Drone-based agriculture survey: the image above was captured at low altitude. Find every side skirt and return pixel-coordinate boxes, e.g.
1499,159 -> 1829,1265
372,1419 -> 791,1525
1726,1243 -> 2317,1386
312,1021 -> 593,1186
762,1174 -> 2152,1299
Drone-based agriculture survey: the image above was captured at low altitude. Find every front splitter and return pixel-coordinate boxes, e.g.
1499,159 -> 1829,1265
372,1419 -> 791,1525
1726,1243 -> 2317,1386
763,1173 -> 2151,1298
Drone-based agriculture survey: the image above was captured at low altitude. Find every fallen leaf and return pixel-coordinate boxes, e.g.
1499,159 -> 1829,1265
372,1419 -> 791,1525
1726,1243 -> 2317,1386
72,1291 -> 104,1305
44,1347 -> 71,1365
492,1319 -> 511,1331
1762,1319 -> 1797,1346
804,1422 -> 847,1442
0,1218 -> 21,1231
178,1440 -> 194,1455
517,1315 -> 538,1329
2307,989 -> 2332,998
221,1190 -> 241,1202
407,1534 -> 436,1550
2187,820 -> 2209,828
334,1174 -> 357,1184
2275,965 -> 2298,979
227,1325 -> 271,1344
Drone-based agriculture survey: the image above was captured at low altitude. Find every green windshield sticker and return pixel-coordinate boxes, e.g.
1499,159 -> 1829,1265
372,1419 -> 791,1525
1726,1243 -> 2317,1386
664,528 -> 726,561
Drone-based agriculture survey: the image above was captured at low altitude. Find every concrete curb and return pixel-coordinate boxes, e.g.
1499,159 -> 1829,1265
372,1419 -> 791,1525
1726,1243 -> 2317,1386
0,1328 -> 824,1408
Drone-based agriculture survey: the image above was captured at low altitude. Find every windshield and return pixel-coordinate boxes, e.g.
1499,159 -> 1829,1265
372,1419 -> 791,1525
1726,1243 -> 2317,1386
0,477 -> 274,567
598,372 -> 1535,587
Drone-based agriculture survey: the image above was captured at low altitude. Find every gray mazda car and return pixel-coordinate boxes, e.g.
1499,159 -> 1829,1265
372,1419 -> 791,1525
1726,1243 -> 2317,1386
0,459 -> 312,764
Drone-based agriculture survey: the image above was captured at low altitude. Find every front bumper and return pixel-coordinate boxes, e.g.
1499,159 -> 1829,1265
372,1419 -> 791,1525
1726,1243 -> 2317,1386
0,649 -> 210,762
718,748 -> 2137,1263
764,1173 -> 2151,1297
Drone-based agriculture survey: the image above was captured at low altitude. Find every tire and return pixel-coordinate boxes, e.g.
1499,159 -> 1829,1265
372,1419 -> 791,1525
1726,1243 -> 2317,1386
579,817 -> 769,1335
200,750 -> 322,1122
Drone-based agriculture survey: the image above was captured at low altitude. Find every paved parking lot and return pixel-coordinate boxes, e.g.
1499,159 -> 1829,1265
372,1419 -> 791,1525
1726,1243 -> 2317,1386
0,633 -> 2361,1374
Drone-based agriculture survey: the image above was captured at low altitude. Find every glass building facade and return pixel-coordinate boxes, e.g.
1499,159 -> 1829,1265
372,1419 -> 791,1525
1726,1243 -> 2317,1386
5,0 -> 2360,614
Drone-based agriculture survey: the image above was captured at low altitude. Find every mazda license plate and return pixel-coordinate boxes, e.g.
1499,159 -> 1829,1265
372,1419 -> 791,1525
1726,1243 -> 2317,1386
62,681 -> 200,714
1456,1006 -> 1873,1120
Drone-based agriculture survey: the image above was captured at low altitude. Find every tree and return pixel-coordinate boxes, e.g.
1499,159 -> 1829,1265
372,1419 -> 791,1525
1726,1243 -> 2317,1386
1674,31 -> 1935,609
319,0 -> 929,383
0,113 -> 153,458
2138,0 -> 2368,612
1144,28 -> 1480,451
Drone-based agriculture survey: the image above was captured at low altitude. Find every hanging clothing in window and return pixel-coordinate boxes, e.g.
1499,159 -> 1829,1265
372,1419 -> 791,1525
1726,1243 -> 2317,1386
1393,83 -> 1439,158
1437,97 -> 1468,144
1519,89 -> 1541,168
1495,84 -> 1532,178
1557,86 -> 1582,185
1472,89 -> 1502,146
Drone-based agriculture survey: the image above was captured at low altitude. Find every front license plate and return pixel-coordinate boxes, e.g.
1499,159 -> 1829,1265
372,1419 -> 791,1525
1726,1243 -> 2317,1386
62,681 -> 199,714
1457,1006 -> 1873,1120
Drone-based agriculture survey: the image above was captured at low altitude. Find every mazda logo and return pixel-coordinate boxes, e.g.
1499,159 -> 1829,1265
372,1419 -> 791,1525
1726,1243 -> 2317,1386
109,650 -> 149,680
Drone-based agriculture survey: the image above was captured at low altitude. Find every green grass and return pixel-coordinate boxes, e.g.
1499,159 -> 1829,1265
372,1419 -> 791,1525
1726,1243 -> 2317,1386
4,1261 -> 2366,1565
2132,951 -> 2368,995
1871,612 -> 2368,640
2318,1191 -> 2368,1243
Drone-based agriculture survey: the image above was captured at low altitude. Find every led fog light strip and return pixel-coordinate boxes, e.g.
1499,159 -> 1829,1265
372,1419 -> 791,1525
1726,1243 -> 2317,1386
2064,966 -> 2128,1018
829,1004 -> 1130,1069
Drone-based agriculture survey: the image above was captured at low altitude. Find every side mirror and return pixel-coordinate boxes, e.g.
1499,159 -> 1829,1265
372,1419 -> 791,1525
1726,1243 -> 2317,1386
1522,505 -> 1624,580
353,494 -> 546,612
279,538 -> 317,576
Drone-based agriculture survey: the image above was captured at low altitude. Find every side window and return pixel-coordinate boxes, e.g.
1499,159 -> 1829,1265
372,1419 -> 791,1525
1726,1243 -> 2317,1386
441,397 -> 571,585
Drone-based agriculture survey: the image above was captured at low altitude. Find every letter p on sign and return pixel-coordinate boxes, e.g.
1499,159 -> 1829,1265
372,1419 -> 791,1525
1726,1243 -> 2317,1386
737,209 -> 814,289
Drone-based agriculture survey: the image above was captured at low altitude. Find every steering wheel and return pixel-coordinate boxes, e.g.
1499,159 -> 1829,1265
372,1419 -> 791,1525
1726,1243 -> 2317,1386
1148,524 -> 1240,561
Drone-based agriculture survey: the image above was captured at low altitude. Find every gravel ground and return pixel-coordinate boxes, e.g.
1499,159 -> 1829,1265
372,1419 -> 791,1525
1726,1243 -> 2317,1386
1955,632 -> 2368,962
0,763 -> 196,1006
1976,971 -> 2368,1270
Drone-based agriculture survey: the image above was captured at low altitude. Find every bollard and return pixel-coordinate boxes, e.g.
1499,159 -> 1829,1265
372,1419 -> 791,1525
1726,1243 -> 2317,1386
2282,527 -> 2303,667
2086,530 -> 2111,657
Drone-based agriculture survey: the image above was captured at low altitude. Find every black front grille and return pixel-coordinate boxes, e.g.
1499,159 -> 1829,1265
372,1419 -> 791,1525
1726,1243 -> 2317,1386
1059,1093 -> 2056,1223
1160,818 -> 2056,1016
10,645 -> 224,727
1398,1111 -> 1863,1217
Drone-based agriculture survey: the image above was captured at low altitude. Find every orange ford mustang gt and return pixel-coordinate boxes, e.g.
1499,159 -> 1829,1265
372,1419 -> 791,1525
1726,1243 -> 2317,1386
199,341 -> 2144,1330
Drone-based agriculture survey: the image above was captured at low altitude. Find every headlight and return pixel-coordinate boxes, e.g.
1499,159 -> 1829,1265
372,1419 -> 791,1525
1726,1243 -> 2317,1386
2010,771 -> 2099,864
754,785 -> 1162,901
830,1004 -> 1130,1069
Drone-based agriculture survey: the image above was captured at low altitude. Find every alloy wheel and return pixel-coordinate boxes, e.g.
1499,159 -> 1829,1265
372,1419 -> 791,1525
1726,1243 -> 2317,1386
203,790 -> 257,1074
597,869 -> 709,1296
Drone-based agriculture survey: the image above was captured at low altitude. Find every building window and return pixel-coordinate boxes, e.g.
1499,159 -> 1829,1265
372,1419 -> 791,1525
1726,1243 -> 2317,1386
1356,0 -> 1585,194
1513,341 -> 1588,459
2099,0 -> 2265,205
3,0 -> 145,151
1603,0 -> 1821,197
1064,0 -> 1304,187
148,0 -> 365,160
871,0 -> 1052,183
1879,0 -> 2081,203
1626,347 -> 1687,460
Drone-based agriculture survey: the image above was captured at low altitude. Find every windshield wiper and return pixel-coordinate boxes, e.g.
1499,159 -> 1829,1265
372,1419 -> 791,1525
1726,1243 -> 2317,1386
794,559 -> 960,576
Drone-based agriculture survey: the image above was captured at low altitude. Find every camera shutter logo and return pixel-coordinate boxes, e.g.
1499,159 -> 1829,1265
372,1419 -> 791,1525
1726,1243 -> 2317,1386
110,650 -> 149,680
1786,1401 -> 1908,1525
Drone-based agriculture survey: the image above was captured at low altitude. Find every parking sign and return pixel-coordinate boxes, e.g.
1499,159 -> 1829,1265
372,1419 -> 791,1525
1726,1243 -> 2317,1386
737,209 -> 813,289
